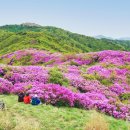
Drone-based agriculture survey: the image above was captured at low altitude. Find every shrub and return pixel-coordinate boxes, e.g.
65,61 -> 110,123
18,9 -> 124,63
83,74 -> 96,80
55,100 -> 70,107
27,83 -> 75,107
120,65 -> 130,70
0,67 -> 5,77
49,67 -> 69,86
127,75 -> 130,85
70,60 -> 80,66
119,93 -> 130,101
83,73 -> 113,86
100,79 -> 113,86
15,54 -> 32,65
67,85 -> 79,93
0,78 -> 13,94
44,59 -> 55,66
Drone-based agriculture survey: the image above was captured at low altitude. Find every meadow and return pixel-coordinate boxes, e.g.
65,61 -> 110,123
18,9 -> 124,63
0,95 -> 129,130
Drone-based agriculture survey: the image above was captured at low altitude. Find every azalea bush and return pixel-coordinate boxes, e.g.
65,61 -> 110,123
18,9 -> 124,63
0,78 -> 13,94
0,50 -> 130,120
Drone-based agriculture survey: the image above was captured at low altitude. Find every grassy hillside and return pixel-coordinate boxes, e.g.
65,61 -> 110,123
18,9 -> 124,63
0,95 -> 129,130
0,24 -> 130,55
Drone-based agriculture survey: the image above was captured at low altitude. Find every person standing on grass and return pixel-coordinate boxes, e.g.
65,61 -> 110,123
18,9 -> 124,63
18,91 -> 25,102
23,93 -> 31,104
31,94 -> 41,105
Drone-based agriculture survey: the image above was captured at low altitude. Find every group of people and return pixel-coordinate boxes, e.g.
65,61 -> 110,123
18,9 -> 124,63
18,91 -> 41,105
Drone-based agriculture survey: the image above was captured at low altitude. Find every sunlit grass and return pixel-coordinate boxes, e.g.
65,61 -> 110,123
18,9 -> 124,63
85,111 -> 109,130
0,95 -> 129,130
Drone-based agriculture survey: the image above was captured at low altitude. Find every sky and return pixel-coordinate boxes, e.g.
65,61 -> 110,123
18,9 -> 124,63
0,0 -> 130,38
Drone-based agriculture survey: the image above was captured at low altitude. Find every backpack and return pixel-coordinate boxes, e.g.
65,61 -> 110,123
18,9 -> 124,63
0,100 -> 5,110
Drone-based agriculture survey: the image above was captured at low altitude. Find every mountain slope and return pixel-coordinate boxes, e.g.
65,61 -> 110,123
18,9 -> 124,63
0,24 -> 130,54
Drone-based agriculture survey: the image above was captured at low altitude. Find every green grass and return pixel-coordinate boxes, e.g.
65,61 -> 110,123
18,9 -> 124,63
0,95 -> 129,130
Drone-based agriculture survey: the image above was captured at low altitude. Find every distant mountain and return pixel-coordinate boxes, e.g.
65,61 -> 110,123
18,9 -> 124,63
94,35 -> 114,40
118,37 -> 130,41
0,23 -> 130,54
95,35 -> 130,41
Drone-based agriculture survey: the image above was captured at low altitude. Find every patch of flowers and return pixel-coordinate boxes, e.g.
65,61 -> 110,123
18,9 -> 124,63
4,66 -> 49,84
0,50 -> 130,120
0,78 -> 13,94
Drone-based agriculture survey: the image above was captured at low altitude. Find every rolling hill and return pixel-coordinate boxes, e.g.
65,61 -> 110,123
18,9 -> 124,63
0,23 -> 130,55
0,23 -> 130,130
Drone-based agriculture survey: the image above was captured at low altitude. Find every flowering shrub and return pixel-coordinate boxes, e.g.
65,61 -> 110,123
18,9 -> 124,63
49,67 -> 69,86
0,78 -> 13,94
4,66 -> 49,84
27,83 -> 75,107
98,50 -> 130,66
0,50 -> 130,120
87,65 -> 111,78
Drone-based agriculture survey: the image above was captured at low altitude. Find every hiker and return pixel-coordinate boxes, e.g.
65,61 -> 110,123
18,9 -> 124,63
18,91 -> 25,102
31,94 -> 41,105
23,93 -> 31,104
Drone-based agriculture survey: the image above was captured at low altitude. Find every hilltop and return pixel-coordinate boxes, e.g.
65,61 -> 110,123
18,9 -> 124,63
0,24 -> 130,55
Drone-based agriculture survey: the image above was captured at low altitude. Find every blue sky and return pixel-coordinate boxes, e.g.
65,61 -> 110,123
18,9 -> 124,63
0,0 -> 130,38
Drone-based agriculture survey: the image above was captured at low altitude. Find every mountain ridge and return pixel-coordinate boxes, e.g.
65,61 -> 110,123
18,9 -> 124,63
0,24 -> 130,55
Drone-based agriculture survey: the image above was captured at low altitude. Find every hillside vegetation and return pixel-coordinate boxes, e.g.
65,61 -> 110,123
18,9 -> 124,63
0,50 -> 130,120
0,24 -> 130,55
0,24 -> 130,130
